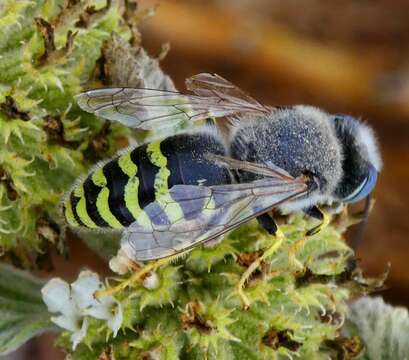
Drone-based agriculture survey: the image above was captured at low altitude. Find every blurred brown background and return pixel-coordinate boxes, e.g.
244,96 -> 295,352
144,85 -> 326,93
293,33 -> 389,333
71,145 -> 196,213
9,0 -> 409,358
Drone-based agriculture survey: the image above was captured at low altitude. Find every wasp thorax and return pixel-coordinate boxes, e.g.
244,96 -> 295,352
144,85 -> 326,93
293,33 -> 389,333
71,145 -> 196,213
230,106 -> 343,198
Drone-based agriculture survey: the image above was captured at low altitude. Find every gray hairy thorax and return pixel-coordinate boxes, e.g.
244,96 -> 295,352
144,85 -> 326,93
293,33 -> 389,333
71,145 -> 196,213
229,106 -> 343,198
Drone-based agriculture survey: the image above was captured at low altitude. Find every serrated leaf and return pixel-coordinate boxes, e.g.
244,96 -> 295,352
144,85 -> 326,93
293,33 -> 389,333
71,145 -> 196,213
0,263 -> 55,355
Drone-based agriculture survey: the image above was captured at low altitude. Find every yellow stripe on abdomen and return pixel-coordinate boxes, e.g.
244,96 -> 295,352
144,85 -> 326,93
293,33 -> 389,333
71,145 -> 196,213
122,176 -> 147,226
64,196 -> 79,227
118,151 -> 152,228
73,185 -> 97,229
146,140 -> 184,222
92,168 -> 107,187
118,152 -> 138,177
95,187 -> 123,228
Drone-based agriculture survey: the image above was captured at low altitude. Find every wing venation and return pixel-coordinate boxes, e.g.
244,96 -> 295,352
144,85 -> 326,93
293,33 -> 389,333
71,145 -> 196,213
75,73 -> 272,130
120,171 -> 308,261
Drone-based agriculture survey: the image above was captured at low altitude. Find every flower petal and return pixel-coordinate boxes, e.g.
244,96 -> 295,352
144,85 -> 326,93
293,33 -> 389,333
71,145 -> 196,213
71,270 -> 103,310
71,317 -> 88,350
109,249 -> 133,275
41,278 -> 76,316
51,314 -> 79,332
143,272 -> 160,289
84,303 -> 112,320
107,301 -> 123,337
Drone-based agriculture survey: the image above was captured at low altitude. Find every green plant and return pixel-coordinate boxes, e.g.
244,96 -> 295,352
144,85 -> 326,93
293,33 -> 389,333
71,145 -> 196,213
43,215 -> 358,360
0,0 -> 131,258
0,1 -> 404,360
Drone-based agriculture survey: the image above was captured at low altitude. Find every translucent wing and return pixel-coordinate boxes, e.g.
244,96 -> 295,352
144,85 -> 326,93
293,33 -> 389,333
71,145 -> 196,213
75,73 -> 271,130
120,162 -> 308,261
186,73 -> 266,109
205,153 -> 294,180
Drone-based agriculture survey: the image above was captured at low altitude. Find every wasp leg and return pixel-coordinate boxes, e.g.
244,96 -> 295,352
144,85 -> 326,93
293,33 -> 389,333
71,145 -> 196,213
96,251 -> 188,299
257,213 -> 278,235
258,214 -> 303,269
237,214 -> 284,309
287,237 -> 306,270
305,206 -> 331,236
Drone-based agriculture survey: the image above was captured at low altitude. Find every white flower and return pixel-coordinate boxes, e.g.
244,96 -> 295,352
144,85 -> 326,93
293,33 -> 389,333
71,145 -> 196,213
42,278 -> 85,349
109,249 -> 134,275
71,318 -> 88,351
41,270 -> 123,350
143,271 -> 160,290
71,271 -> 123,336
85,297 -> 123,337
41,279 -> 81,328
71,270 -> 103,309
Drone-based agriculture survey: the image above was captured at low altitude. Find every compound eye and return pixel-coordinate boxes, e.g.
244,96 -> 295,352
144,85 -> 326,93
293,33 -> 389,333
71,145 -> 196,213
342,165 -> 378,203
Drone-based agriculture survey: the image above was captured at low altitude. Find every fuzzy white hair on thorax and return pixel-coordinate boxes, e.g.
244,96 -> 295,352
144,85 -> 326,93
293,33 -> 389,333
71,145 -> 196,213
278,193 -> 333,214
292,105 -> 331,124
356,122 -> 382,171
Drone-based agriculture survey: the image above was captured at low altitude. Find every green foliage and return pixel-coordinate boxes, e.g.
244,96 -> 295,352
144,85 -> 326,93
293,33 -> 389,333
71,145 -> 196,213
344,297 -> 409,360
0,2 -> 402,360
62,215 -> 359,359
0,263 -> 54,355
0,0 -> 130,254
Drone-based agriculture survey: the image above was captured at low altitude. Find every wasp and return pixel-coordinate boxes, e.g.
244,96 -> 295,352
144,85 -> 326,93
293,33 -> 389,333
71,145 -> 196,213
64,74 -> 381,304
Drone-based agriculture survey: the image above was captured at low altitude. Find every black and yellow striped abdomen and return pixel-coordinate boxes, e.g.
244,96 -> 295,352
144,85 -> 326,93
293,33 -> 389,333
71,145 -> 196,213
63,133 -> 232,230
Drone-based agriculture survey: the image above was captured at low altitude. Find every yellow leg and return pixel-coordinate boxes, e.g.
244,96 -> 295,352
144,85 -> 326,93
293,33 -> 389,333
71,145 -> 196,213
306,208 -> 330,236
96,252 -> 186,299
288,237 -> 306,270
237,229 -> 285,309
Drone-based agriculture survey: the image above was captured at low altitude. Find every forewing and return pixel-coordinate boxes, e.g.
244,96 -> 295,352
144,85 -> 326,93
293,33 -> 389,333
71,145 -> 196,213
120,176 -> 308,261
75,88 -> 202,129
186,73 -> 269,111
75,74 -> 271,130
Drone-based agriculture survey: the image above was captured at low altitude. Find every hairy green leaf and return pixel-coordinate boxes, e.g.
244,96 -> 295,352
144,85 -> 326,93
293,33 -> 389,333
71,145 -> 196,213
0,263 -> 54,355
346,297 -> 409,360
